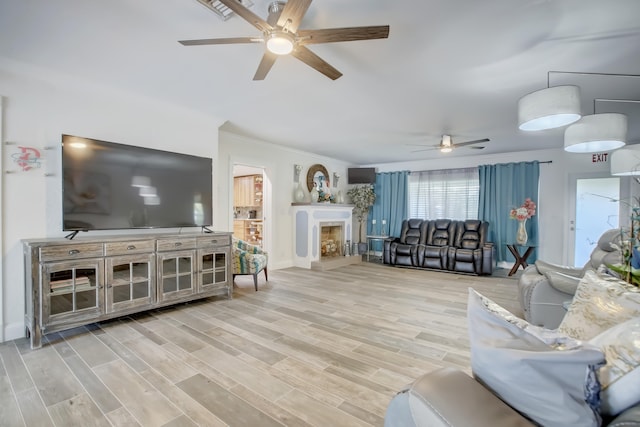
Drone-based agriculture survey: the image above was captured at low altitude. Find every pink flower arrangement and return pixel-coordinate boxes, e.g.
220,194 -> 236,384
510,198 -> 536,221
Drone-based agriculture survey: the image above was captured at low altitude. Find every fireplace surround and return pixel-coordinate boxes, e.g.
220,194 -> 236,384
291,203 -> 354,269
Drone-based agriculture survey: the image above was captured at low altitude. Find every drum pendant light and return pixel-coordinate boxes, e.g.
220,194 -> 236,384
518,85 -> 582,131
564,113 -> 627,153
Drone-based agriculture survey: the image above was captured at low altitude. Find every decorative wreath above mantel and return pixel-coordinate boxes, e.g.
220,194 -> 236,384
306,164 -> 329,192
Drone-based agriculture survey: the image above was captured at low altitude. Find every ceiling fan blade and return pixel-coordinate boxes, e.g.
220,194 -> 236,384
297,26 -> 390,45
453,138 -> 490,148
217,0 -> 273,32
253,52 -> 278,81
277,0 -> 312,33
179,37 -> 262,46
291,46 -> 342,80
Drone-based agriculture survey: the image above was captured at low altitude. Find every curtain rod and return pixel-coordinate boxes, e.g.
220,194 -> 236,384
411,160 -> 553,174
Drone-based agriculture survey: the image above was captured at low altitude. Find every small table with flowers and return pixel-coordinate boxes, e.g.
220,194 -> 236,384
506,244 -> 536,276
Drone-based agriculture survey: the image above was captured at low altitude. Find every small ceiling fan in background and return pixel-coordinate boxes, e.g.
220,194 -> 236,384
179,0 -> 390,80
409,135 -> 490,153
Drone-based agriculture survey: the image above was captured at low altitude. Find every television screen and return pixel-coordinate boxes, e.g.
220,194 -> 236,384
347,167 -> 376,184
62,134 -> 213,231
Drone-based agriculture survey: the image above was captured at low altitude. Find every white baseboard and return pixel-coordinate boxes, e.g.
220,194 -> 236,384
2,321 -> 25,343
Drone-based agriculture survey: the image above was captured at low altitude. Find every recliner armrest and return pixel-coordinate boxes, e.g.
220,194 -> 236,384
607,402 -> 640,427
543,271 -> 581,295
384,368 -> 533,427
535,259 -> 585,277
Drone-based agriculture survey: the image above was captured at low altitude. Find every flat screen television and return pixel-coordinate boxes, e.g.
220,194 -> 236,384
347,167 -> 376,184
62,134 -> 213,233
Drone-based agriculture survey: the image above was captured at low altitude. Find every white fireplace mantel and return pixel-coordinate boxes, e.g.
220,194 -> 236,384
291,203 -> 354,268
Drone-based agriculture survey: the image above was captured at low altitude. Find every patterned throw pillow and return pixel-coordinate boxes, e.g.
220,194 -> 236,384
558,270 -> 640,340
467,288 -> 604,427
589,317 -> 640,416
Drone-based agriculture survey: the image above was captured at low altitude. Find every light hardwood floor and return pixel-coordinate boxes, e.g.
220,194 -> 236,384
0,263 -> 521,427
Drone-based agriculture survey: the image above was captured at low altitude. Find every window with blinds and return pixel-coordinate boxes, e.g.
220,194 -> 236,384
408,167 -> 479,220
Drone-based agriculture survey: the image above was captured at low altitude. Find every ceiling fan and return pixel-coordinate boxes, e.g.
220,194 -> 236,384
179,0 -> 390,80
409,135 -> 490,153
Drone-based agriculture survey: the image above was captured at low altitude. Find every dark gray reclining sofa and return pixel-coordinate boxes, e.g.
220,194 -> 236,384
383,218 -> 494,275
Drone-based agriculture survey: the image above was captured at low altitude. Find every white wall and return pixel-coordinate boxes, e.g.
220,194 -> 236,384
217,130 -> 352,270
0,59 -> 225,341
371,148 -> 633,264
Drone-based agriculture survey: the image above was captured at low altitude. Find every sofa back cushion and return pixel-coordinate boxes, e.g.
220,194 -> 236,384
426,219 -> 456,246
400,219 -> 423,245
453,220 -> 487,249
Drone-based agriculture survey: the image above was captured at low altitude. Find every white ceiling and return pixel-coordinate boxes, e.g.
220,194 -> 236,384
1,0 -> 639,165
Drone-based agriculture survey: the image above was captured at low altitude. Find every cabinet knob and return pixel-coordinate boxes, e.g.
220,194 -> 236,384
68,249 -> 80,255
127,245 -> 136,250
174,242 -> 182,247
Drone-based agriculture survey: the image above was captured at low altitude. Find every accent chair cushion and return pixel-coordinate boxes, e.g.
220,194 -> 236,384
589,317 -> 640,416
557,270 -> 640,341
467,288 -> 604,427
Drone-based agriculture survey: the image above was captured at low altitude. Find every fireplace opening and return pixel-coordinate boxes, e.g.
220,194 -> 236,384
320,222 -> 344,259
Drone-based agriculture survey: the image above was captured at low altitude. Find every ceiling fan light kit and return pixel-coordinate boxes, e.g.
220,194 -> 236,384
563,113 -> 627,153
518,85 -> 582,131
440,134 -> 453,152
266,31 -> 295,55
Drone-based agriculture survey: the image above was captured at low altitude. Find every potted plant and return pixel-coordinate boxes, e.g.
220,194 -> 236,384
347,184 -> 376,253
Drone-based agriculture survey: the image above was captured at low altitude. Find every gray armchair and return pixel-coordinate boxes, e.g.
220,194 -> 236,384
517,228 -> 622,329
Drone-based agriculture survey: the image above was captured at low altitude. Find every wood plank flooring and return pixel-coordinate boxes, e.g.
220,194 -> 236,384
0,263 -> 521,427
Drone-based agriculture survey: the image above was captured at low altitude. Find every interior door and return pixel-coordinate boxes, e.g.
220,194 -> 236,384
568,173 -> 623,267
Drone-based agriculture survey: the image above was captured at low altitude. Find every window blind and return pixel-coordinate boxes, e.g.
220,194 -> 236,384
408,167 -> 479,220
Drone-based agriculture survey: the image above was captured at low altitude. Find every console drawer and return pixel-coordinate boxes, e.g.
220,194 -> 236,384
197,235 -> 230,249
156,237 -> 197,252
40,243 -> 104,262
105,240 -> 155,256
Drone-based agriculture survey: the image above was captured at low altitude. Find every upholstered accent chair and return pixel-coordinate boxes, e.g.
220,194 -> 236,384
232,238 -> 268,291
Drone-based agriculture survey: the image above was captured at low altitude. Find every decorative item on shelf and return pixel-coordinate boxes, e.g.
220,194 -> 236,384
372,219 -> 377,235
310,184 -> 319,203
317,177 -> 335,203
333,172 -> 340,188
294,164 -> 302,183
336,190 -> 344,204
306,164 -> 329,192
347,184 -> 376,250
294,181 -> 305,202
381,219 -> 387,236
510,198 -> 536,245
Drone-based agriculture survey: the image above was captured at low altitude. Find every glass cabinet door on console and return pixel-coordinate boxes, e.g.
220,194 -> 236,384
196,235 -> 231,298
105,254 -> 155,313
42,259 -> 104,328
157,250 -> 195,303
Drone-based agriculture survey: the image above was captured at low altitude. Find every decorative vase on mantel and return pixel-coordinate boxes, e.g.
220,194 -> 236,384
294,181 -> 305,203
310,185 -> 319,203
516,219 -> 528,245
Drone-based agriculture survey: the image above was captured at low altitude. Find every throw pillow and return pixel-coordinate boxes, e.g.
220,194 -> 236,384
558,270 -> 640,340
467,288 -> 605,427
589,317 -> 640,416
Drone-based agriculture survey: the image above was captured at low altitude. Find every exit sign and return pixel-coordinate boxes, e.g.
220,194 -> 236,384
592,153 -> 609,163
